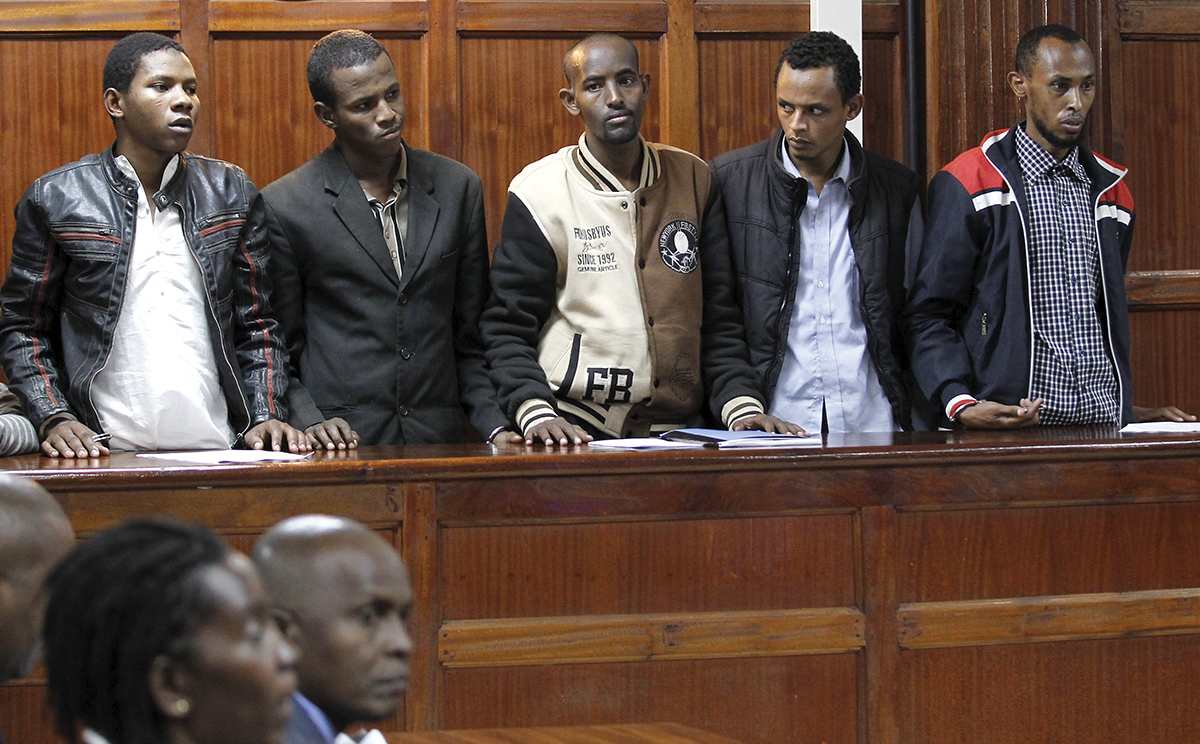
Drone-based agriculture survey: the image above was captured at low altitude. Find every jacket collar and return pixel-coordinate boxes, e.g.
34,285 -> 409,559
982,122 -> 1126,202
101,143 -> 190,209
318,142 -> 440,291
768,127 -> 868,211
573,133 -> 660,192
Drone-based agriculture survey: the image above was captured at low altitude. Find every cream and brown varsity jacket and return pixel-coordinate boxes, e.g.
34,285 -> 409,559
482,134 -> 766,438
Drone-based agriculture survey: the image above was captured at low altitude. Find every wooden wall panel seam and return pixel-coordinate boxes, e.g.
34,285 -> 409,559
438,607 -> 866,667
436,506 -> 859,528
207,1 -> 429,32
0,2 -> 179,32
1118,0 -> 1200,37
1126,270 -> 1200,310
455,2 -> 668,33
897,587 -> 1200,649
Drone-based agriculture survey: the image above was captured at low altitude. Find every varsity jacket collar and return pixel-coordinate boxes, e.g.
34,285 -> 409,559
573,133 -> 661,192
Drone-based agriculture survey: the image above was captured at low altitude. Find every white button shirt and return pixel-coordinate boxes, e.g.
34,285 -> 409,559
768,139 -> 897,433
90,155 -> 234,451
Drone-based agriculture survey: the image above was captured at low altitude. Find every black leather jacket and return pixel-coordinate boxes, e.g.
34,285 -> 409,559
0,145 -> 289,436
710,129 -> 923,430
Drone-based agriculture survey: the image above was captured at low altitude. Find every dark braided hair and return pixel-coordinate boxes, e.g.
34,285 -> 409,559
42,519 -> 230,744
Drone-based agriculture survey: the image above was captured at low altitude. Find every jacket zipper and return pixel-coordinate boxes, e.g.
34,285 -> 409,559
987,147 -> 1037,399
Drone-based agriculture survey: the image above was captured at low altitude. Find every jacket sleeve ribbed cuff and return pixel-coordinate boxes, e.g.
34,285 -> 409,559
946,394 -> 979,421
721,396 -> 765,428
0,414 -> 39,456
516,399 -> 558,435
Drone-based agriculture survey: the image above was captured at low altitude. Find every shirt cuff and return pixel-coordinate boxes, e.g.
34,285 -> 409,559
721,396 -> 765,428
515,399 -> 558,435
946,394 -> 979,421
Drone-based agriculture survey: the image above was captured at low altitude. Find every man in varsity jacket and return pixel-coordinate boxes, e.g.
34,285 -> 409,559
482,33 -> 801,445
906,24 -> 1192,429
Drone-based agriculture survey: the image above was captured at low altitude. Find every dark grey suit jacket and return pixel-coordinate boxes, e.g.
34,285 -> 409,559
263,143 -> 508,444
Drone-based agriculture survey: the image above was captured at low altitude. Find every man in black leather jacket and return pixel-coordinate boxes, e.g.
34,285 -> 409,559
710,32 -> 924,432
0,32 -> 305,457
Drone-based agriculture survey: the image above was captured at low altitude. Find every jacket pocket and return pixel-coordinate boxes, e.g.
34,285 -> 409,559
49,222 -> 120,261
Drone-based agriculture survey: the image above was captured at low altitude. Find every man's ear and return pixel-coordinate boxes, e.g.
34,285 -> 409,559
314,101 -> 337,131
845,93 -> 864,122
640,73 -> 651,95
559,86 -> 579,116
148,654 -> 193,722
104,89 -> 124,120
1007,70 -> 1027,98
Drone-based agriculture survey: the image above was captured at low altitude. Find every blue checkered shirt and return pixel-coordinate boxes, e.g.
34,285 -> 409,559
1015,124 -> 1120,425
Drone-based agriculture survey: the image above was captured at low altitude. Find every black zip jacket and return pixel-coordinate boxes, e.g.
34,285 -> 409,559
0,144 -> 289,437
709,129 -> 923,430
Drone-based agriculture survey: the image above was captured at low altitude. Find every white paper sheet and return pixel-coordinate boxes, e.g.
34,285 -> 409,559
136,450 -> 312,464
585,438 -> 704,451
1120,422 -> 1200,435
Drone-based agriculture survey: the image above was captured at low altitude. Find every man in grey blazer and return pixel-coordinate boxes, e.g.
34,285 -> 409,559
263,30 -> 517,448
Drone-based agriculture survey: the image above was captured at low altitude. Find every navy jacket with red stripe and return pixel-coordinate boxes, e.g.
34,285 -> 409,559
905,123 -> 1136,426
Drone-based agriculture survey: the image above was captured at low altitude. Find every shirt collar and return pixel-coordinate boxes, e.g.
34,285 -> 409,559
293,691 -> 339,744
576,133 -> 660,192
1015,121 -> 1088,184
779,135 -> 851,186
114,154 -> 180,196
363,144 -> 408,206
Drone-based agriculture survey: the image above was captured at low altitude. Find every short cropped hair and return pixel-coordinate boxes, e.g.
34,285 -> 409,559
1015,24 -> 1086,76
562,33 -> 640,85
308,30 -> 390,108
42,519 -> 230,744
775,31 -> 861,104
103,32 -> 186,93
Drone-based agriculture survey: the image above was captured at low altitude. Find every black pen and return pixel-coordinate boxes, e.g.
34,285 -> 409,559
91,433 -> 112,444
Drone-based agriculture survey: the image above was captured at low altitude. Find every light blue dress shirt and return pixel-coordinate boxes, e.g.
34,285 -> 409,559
768,138 -> 897,433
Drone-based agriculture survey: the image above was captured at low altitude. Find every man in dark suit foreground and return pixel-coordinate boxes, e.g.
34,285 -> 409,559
254,515 -> 413,744
263,30 -> 517,447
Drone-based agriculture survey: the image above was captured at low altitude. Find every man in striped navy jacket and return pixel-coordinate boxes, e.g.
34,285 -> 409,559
906,24 -> 1192,429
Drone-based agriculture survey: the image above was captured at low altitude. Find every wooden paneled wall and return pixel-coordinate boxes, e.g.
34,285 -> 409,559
0,0 -> 906,262
0,0 -> 1196,413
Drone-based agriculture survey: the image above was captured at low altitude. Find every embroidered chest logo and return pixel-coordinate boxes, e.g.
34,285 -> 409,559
573,224 -> 619,273
658,220 -> 698,274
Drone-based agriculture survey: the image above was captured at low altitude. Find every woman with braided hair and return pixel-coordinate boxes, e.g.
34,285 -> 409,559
41,518 -> 298,744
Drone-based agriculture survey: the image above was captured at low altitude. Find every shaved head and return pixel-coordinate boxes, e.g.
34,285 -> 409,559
253,516 -> 412,730
0,475 -> 74,683
563,33 -> 639,85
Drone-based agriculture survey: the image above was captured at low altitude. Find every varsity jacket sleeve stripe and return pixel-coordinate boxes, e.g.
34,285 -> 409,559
230,186 -> 290,425
481,191 -> 562,428
904,169 -> 986,412
0,181 -> 74,431
696,177 -> 766,422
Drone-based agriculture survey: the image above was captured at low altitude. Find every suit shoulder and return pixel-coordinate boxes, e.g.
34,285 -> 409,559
406,146 -> 483,189
262,153 -> 328,201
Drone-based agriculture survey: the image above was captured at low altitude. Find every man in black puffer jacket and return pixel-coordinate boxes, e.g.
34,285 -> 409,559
710,32 -> 924,432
